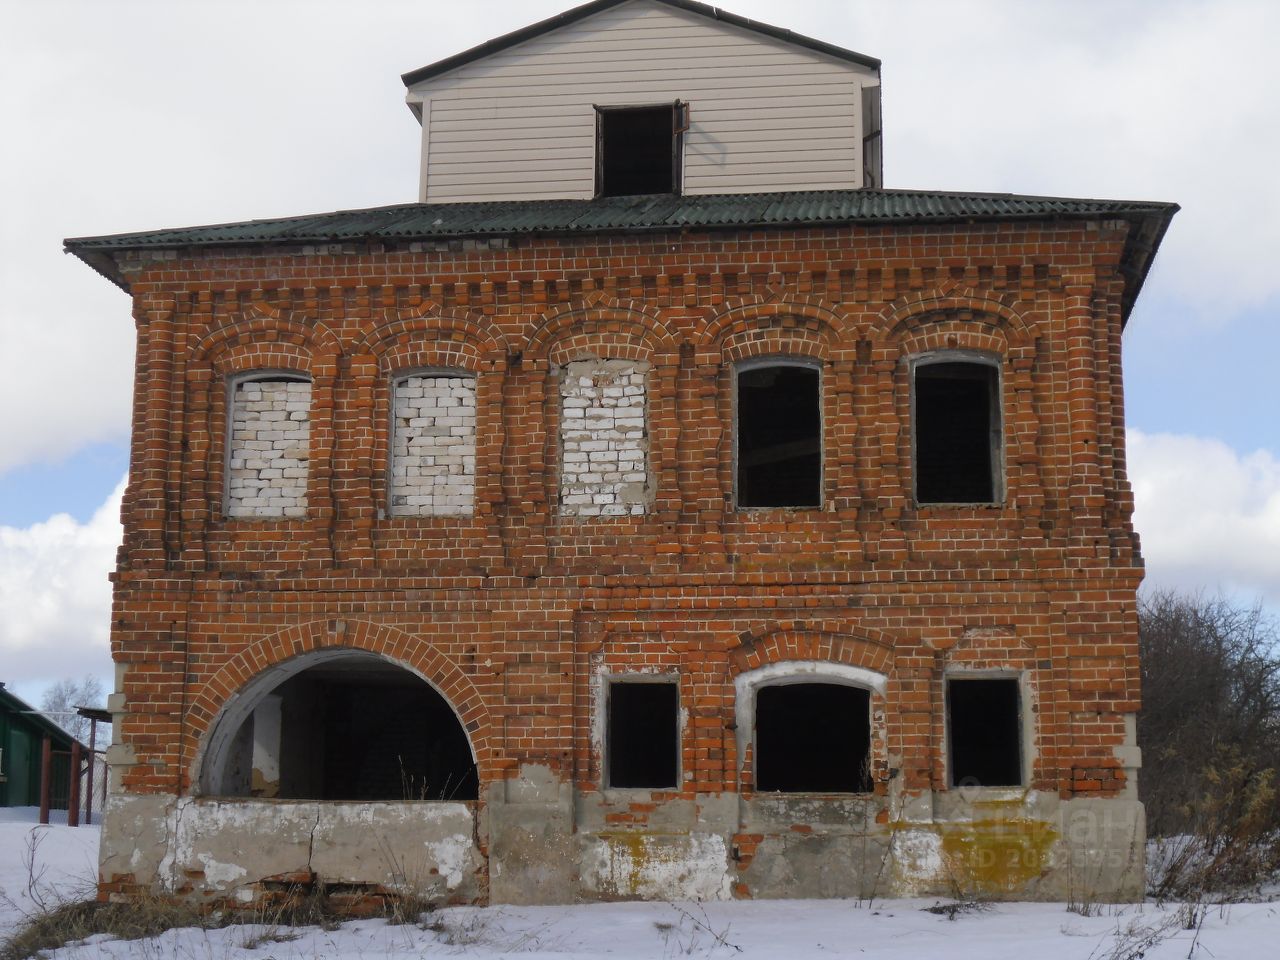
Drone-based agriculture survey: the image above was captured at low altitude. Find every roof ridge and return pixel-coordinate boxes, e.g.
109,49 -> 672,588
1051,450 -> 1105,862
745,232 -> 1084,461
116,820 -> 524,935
401,0 -> 880,88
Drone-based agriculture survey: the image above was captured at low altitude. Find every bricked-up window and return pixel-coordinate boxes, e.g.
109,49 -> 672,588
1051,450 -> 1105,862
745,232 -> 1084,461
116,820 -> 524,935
205,654 -> 478,801
390,372 -> 476,517
755,683 -> 872,792
607,680 -> 679,789
226,374 -> 311,518
947,677 -> 1023,788
596,103 -> 684,197
913,357 -> 1002,505
560,358 -> 650,517
735,361 -> 822,508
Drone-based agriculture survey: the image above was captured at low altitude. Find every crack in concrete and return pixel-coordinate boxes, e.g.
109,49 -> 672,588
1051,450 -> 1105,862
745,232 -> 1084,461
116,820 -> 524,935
157,797 -> 189,891
307,809 -> 321,878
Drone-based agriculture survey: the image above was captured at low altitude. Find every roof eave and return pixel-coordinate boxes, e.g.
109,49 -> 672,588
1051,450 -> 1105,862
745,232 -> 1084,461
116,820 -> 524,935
400,0 -> 879,89
63,193 -> 1179,319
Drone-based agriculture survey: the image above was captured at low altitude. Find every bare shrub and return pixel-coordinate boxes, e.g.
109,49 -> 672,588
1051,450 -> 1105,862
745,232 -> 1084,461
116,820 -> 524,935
1138,590 -> 1280,897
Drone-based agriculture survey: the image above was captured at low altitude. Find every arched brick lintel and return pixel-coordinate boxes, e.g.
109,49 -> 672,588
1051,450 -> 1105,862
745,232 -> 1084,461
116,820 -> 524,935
876,290 -> 1035,354
728,621 -> 897,677
699,297 -> 853,363
354,301 -> 509,369
191,302 -> 343,369
525,296 -> 676,364
186,618 -> 496,785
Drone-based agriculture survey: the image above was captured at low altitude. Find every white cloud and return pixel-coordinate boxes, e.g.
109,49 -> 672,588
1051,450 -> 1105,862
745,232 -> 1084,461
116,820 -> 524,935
0,477 -> 122,693
3,1 -> 1278,477
1130,430 -> 1280,604
843,0 -> 1280,318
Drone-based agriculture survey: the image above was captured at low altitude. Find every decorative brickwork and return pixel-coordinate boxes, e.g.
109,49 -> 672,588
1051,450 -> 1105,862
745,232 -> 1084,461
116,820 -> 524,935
225,378 -> 310,518
90,220 -> 1155,905
390,374 -> 476,516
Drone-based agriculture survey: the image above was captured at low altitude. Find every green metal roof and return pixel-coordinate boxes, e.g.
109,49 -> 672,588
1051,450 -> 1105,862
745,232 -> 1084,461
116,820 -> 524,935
0,683 -> 85,750
64,188 -> 1178,319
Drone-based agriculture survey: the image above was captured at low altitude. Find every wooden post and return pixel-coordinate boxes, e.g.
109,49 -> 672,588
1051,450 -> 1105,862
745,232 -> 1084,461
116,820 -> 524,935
38,734 -> 51,825
85,719 -> 97,826
68,741 -> 82,827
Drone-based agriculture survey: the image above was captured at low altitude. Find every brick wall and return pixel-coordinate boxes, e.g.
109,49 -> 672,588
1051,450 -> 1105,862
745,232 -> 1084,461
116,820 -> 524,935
104,220 -> 1145,890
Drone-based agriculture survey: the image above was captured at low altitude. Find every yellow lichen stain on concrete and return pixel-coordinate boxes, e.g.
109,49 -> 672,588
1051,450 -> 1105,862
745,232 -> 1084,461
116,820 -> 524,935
938,819 -> 1059,895
600,831 -> 655,897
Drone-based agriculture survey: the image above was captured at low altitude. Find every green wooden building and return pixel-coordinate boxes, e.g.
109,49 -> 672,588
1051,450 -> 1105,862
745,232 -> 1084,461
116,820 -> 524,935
0,682 -> 79,809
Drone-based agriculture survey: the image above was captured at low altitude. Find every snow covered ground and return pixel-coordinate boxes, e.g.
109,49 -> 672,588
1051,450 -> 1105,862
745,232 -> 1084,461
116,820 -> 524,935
1,809 -> 1276,959
0,807 -> 100,937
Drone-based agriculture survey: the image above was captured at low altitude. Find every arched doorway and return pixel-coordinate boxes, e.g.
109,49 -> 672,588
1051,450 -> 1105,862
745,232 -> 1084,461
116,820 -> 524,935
197,649 -> 478,801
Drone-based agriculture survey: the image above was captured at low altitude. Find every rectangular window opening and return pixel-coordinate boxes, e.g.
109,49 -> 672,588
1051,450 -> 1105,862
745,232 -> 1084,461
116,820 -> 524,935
947,677 -> 1023,788
755,683 -> 871,793
606,680 -> 678,789
736,363 -> 821,508
597,104 -> 679,198
914,360 -> 1000,504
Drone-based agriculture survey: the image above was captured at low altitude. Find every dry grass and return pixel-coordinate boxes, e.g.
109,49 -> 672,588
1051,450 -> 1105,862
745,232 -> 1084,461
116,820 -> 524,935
0,883 -> 437,960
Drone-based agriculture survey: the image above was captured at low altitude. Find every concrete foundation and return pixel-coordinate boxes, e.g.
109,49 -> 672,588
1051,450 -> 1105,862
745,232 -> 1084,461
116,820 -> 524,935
101,781 -> 1143,905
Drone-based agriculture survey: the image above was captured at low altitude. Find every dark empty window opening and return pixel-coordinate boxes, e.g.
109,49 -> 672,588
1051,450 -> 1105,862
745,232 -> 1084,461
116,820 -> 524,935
736,363 -> 822,508
948,677 -> 1023,788
210,655 -> 478,801
597,104 -> 680,197
914,360 -> 1001,504
755,683 -> 871,793
607,680 -> 679,789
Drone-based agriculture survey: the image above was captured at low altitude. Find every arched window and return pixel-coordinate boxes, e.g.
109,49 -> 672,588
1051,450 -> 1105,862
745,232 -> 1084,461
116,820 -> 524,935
199,651 -> 478,801
389,370 -> 476,517
910,353 -> 1003,505
735,662 -> 881,794
733,359 -> 822,509
226,372 -> 311,518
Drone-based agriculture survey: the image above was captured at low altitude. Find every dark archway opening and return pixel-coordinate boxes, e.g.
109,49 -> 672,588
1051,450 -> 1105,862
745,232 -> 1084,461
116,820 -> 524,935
755,682 -> 872,792
206,653 -> 478,801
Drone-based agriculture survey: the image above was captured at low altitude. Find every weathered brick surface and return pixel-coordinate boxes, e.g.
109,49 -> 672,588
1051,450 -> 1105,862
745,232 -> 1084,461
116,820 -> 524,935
104,219 -> 1145,892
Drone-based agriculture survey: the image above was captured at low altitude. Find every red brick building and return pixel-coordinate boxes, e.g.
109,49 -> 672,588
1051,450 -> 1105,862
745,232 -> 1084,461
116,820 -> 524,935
67,0 -> 1175,905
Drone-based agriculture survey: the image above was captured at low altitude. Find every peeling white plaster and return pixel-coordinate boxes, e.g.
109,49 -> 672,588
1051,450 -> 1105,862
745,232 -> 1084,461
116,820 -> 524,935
422,833 -> 474,890
891,828 -> 944,894
582,832 -> 732,901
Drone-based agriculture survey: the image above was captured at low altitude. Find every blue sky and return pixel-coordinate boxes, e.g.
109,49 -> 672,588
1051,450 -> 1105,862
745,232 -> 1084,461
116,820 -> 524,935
3,0 -> 1280,706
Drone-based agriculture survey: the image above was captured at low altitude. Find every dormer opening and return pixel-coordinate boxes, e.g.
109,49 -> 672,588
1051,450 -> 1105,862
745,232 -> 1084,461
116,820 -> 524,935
595,102 -> 686,197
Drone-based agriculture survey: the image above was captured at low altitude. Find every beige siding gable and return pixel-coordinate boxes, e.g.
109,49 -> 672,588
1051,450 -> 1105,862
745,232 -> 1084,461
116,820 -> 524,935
407,0 -> 879,202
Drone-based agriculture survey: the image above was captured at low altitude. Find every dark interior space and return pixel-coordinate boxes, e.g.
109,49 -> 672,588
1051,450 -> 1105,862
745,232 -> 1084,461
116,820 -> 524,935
914,361 -> 999,504
948,677 -> 1022,787
755,682 -> 871,792
598,105 -> 677,197
220,656 -> 478,801
736,364 -> 821,508
607,680 -> 679,789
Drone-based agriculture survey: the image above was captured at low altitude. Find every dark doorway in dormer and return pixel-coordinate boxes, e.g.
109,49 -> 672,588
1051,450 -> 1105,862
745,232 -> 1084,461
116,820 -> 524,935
597,104 -> 682,197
